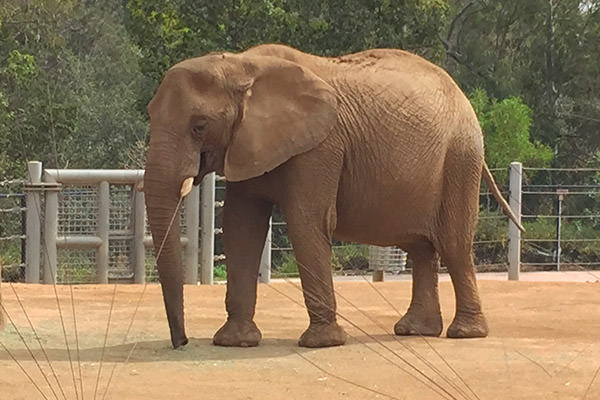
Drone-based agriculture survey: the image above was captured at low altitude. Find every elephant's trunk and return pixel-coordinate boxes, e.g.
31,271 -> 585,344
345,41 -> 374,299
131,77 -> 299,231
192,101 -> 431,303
144,131 -> 194,349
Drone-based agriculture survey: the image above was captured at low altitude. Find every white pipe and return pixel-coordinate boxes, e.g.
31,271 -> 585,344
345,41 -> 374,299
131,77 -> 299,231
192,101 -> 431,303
56,236 -> 103,249
25,161 -> 42,283
44,169 -> 144,185
143,237 -> 189,248
200,173 -> 215,285
97,181 -> 110,283
184,185 -> 200,284
508,162 -> 522,281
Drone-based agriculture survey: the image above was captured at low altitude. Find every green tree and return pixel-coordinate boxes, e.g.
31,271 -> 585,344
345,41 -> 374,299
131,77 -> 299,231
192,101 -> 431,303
124,0 -> 452,112
470,88 -> 554,168
0,0 -> 146,175
444,0 -> 600,167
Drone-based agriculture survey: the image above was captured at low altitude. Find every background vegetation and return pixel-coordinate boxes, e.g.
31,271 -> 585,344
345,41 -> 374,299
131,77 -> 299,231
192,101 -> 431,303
1,0 -> 598,276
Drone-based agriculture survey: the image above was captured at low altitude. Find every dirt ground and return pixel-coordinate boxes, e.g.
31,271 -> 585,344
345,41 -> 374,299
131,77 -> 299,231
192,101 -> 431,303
1,278 -> 599,400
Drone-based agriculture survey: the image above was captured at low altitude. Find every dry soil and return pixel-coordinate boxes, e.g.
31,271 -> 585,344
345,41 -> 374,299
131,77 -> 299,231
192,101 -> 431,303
1,279 -> 599,400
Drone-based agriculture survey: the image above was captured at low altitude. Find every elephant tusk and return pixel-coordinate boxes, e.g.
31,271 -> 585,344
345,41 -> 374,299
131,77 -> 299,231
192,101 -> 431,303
180,177 -> 194,198
136,180 -> 144,192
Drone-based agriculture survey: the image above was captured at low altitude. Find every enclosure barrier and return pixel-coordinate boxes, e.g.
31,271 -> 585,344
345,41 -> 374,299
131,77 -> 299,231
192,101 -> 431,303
508,162 -> 522,280
519,166 -> 600,271
18,161 -> 526,283
369,246 -> 407,282
23,161 -> 207,284
13,160 -> 597,284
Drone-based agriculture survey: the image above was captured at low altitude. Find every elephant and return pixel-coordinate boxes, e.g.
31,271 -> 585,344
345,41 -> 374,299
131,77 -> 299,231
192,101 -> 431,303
142,43 -> 523,349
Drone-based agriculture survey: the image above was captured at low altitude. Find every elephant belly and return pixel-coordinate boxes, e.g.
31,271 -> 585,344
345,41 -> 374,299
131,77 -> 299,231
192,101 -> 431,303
334,153 -> 444,246
333,169 -> 442,246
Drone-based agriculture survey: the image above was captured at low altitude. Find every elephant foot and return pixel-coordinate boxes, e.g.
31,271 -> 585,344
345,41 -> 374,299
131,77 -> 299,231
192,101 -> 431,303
447,312 -> 488,338
394,309 -> 443,337
298,322 -> 347,348
213,319 -> 262,347
171,335 -> 189,349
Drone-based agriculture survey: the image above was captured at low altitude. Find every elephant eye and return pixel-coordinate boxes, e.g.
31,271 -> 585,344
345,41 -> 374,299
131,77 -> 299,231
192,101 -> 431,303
192,121 -> 208,137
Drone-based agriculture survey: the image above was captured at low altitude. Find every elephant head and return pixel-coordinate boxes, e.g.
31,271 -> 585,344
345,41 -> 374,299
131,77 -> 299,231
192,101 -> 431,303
143,52 -> 337,348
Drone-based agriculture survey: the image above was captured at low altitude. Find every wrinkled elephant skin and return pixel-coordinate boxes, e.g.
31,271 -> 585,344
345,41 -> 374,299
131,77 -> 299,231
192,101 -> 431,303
143,44 -> 520,349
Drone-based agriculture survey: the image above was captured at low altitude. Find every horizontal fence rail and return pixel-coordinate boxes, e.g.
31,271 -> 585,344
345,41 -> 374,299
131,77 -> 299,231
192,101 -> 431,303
0,161 -> 598,284
17,161 -> 203,284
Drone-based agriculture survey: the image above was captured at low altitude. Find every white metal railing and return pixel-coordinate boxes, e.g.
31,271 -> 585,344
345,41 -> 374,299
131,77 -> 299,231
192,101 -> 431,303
17,160 -> 599,284
21,161 -> 525,284
24,161 -> 204,284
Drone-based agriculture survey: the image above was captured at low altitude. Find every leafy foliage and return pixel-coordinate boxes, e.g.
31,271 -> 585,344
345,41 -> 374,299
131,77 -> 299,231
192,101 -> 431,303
445,0 -> 600,167
213,264 -> 227,280
470,89 -> 554,168
0,0 -> 146,175
0,0 -> 598,275
124,0 -> 451,111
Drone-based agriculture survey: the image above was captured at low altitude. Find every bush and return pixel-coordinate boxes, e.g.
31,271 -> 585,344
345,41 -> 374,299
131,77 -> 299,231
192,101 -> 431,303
273,251 -> 299,278
214,264 -> 226,280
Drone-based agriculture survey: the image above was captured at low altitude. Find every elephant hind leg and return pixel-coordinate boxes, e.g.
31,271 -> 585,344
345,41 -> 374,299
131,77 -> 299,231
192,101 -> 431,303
394,240 -> 443,337
438,246 -> 488,338
434,175 -> 488,338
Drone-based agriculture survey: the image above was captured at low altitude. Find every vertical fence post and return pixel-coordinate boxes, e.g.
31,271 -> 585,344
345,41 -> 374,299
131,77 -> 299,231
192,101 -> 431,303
97,181 -> 110,283
20,196 -> 26,271
133,189 -> 146,283
200,173 -> 215,285
184,185 -> 200,284
508,162 -> 522,281
25,161 -> 42,283
0,264 -> 3,329
43,177 -> 59,284
555,189 -> 568,271
259,217 -> 272,283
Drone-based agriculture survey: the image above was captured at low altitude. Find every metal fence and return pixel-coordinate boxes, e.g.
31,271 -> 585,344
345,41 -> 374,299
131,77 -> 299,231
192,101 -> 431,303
1,161 -> 598,284
0,178 -> 26,281
519,167 -> 600,271
474,163 -> 600,276
16,162 -> 200,284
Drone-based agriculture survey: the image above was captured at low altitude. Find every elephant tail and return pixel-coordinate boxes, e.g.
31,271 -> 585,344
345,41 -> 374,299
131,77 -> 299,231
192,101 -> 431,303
481,162 -> 525,232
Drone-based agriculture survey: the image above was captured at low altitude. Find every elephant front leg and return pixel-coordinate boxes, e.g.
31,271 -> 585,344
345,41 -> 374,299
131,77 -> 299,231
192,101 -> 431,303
213,190 -> 272,347
286,218 -> 347,348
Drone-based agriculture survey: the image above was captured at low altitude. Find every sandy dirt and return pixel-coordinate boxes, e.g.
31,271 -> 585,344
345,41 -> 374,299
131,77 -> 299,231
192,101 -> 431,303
1,279 -> 599,400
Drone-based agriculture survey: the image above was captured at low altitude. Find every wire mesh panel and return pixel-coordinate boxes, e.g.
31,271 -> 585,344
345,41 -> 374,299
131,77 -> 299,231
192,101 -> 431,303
108,185 -> 134,281
57,249 -> 96,284
270,207 -> 295,277
519,168 -> 600,271
55,183 -> 141,283
145,249 -> 158,282
0,179 -> 26,281
474,169 -> 510,271
212,179 -> 226,280
58,186 -> 97,235
109,185 -> 133,233
56,186 -> 97,283
369,246 -> 407,273
109,239 -> 133,281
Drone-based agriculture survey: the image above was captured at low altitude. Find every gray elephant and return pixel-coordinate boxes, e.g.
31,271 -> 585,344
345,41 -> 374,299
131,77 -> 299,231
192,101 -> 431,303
142,44 -> 523,349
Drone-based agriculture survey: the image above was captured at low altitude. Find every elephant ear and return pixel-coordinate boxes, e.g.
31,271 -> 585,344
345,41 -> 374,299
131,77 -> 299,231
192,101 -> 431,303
224,56 -> 338,182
